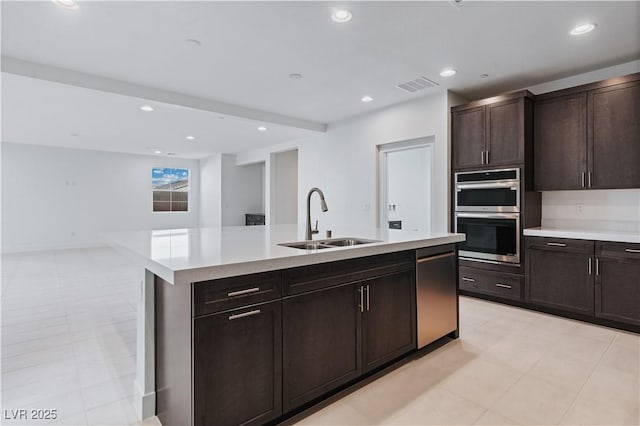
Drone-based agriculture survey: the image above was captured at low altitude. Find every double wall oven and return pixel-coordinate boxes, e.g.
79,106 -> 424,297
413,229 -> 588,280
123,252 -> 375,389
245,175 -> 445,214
455,168 -> 520,264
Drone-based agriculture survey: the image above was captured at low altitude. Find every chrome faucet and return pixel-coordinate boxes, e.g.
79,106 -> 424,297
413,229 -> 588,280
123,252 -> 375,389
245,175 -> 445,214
306,187 -> 328,240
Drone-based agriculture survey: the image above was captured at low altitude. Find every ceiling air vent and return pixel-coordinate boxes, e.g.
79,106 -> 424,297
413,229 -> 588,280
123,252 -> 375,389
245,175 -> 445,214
396,77 -> 440,93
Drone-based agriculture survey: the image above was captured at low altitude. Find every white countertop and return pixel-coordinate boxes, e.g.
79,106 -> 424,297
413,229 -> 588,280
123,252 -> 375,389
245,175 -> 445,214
524,227 -> 640,244
106,225 -> 465,285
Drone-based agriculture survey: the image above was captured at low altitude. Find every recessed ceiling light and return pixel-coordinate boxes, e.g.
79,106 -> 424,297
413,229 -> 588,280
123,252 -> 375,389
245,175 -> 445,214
185,135 -> 195,140
52,0 -> 78,10
185,38 -> 202,47
154,150 -> 162,154
480,73 -> 489,79
257,126 -> 267,132
331,9 -> 352,23
440,68 -> 457,77
70,133 -> 79,137
361,95 -> 374,103
570,23 -> 597,35
289,73 -> 303,79
140,105 -> 154,112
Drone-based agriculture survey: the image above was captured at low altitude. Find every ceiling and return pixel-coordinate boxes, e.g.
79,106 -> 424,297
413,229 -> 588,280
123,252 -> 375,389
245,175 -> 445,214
2,1 -> 639,158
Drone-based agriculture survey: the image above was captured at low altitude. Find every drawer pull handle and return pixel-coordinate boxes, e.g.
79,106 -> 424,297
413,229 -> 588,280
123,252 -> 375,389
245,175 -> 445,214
227,287 -> 260,297
546,242 -> 567,247
228,309 -> 261,321
495,283 -> 512,289
625,248 -> 640,253
461,277 -> 475,282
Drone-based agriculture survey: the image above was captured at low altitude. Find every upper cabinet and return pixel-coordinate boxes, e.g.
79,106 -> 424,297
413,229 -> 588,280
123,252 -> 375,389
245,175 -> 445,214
452,92 -> 533,171
534,73 -> 640,191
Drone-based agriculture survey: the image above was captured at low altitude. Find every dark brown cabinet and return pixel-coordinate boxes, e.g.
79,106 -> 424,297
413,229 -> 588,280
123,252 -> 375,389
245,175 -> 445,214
362,270 -> 416,373
283,269 -> 416,411
534,93 -> 587,190
193,300 -> 282,426
526,237 -> 595,316
595,242 -> 640,326
534,73 -> 640,191
282,283 -> 361,412
589,80 -> 640,189
452,93 -> 532,171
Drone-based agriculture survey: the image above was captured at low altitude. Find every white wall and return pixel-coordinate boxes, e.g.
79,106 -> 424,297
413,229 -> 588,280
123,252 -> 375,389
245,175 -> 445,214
199,153 -> 222,228
237,91 -> 449,235
221,154 -> 264,226
526,60 -> 640,232
1,142 -> 200,253
270,149 -> 298,225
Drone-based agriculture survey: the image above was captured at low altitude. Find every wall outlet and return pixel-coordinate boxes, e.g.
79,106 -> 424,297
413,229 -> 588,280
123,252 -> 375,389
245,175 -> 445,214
575,203 -> 584,215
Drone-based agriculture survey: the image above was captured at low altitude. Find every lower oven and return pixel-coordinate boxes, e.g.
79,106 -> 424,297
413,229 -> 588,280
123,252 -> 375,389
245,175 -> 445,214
455,212 -> 520,264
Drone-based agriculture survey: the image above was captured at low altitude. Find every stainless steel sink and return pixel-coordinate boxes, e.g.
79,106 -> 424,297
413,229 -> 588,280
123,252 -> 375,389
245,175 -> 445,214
279,237 -> 381,250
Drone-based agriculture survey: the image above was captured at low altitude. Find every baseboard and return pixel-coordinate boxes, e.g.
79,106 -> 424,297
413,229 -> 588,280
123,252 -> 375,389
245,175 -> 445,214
133,379 -> 156,421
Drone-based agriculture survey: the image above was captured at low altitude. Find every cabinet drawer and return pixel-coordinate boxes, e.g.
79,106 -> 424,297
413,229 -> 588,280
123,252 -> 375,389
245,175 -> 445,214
193,271 -> 282,317
459,267 -> 523,301
284,251 -> 414,296
596,241 -> 640,259
525,236 -> 594,254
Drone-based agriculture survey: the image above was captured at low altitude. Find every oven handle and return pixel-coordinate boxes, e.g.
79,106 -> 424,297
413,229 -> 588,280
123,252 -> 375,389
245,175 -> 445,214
455,181 -> 520,190
455,212 -> 520,220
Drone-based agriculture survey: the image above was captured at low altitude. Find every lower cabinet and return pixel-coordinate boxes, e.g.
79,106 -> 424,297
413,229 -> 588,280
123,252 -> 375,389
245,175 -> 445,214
595,242 -> 640,326
193,300 -> 282,426
282,270 -> 416,412
458,266 -> 523,301
525,237 -> 640,328
282,283 -> 361,412
526,239 -> 594,315
362,270 -> 416,373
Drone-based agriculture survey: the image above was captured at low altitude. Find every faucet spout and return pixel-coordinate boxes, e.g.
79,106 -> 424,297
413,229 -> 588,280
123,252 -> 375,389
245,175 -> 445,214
306,187 -> 328,240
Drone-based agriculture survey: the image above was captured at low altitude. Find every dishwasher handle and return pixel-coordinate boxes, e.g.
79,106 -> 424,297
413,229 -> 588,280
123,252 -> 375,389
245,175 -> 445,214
417,251 -> 456,263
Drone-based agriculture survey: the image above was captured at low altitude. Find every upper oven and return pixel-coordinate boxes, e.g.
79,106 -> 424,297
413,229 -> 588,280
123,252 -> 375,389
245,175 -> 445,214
455,168 -> 520,212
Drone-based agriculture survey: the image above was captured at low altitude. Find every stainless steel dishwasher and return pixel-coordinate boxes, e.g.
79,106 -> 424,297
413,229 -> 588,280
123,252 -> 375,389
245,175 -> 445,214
416,246 -> 458,348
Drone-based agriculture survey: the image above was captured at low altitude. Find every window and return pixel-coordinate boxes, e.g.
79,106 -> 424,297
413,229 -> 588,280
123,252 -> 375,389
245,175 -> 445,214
152,168 -> 190,212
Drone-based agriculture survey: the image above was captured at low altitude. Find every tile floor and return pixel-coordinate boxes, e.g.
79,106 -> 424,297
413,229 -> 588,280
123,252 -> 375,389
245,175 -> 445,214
1,247 -> 159,425
1,247 -> 639,425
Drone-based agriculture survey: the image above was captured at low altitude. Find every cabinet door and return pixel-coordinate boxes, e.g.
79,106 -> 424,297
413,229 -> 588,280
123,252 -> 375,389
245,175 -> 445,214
362,270 -> 416,373
453,106 -> 486,170
282,283 -> 361,412
486,99 -> 524,166
589,81 -> 640,189
193,301 -> 282,426
595,257 -> 640,326
527,248 -> 594,315
534,93 -> 587,190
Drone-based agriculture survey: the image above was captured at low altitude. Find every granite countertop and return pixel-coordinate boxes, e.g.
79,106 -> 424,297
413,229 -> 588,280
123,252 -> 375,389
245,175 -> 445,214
524,227 -> 640,244
106,224 -> 465,285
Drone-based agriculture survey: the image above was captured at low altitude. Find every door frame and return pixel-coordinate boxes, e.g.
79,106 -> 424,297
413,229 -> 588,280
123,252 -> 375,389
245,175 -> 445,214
377,136 -> 435,232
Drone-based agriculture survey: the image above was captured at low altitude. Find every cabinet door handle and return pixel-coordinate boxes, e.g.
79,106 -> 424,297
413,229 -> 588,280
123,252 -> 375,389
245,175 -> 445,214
486,150 -> 490,164
625,248 -> 640,253
588,171 -> 592,188
228,309 -> 261,321
495,283 -> 512,289
227,287 -> 260,297
588,257 -> 592,275
481,151 -> 485,165
358,286 -> 364,312
461,277 -> 475,282
581,172 -> 586,188
595,257 -> 599,276
366,284 -> 370,311
546,242 -> 567,247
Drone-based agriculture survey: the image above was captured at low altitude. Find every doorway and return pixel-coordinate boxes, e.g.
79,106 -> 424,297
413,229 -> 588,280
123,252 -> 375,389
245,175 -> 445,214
379,138 -> 434,233
270,149 -> 298,225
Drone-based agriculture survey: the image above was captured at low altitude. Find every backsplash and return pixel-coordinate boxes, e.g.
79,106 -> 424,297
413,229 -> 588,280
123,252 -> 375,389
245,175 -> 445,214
541,189 -> 640,232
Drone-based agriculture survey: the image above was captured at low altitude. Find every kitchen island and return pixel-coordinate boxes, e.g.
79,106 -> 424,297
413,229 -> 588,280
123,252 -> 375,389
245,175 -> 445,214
107,225 -> 464,425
